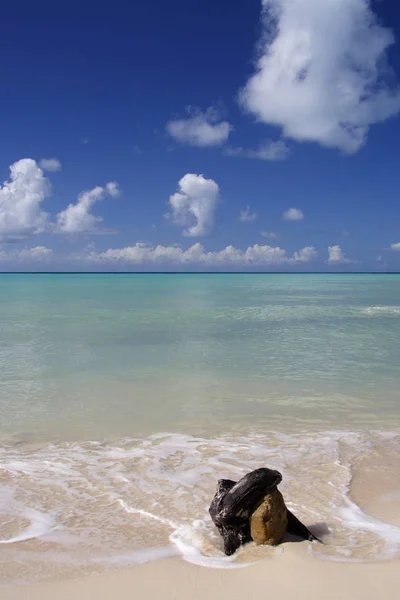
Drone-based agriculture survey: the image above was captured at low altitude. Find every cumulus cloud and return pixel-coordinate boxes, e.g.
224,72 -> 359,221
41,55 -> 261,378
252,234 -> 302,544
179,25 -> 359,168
57,182 -> 119,234
39,158 -> 62,172
0,246 -> 53,262
327,245 -> 356,264
57,186 -> 104,234
166,107 -> 233,147
239,0 -> 400,153
167,173 -> 220,237
0,158 -> 121,242
390,242 -> 400,250
293,246 -> 318,263
283,208 -> 304,221
225,139 -> 289,161
0,159 -> 51,242
261,231 -> 278,239
77,242 -> 318,267
239,206 -> 258,222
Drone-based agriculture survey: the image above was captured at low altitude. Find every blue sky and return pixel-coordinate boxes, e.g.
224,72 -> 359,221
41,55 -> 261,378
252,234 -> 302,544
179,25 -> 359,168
1,0 -> 400,271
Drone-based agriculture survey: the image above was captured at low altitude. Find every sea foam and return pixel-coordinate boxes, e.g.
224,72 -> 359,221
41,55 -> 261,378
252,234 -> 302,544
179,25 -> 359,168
1,429 -> 400,585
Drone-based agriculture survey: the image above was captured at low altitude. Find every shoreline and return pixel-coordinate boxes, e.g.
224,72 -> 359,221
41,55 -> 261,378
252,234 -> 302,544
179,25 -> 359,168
1,427 -> 400,587
2,442 -> 400,599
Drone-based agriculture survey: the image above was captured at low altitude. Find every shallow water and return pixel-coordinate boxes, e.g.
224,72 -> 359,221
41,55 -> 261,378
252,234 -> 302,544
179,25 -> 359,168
1,274 -> 400,584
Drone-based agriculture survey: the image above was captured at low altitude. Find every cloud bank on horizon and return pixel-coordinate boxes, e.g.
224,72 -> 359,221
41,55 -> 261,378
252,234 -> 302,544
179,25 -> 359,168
0,153 -> 393,270
70,242 -> 318,266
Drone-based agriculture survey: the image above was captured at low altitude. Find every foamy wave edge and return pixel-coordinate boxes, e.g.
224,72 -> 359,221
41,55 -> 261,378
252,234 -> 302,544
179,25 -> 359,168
2,429 -> 400,571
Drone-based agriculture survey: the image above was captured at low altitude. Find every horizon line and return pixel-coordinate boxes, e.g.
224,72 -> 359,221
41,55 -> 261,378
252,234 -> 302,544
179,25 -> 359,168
0,271 -> 399,275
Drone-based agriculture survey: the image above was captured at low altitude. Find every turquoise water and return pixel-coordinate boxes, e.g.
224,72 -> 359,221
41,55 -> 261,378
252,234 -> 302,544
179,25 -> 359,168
0,273 -> 400,439
1,274 -> 400,583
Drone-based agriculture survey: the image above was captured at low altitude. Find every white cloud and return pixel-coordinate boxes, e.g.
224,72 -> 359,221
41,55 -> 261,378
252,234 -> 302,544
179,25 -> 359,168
57,182 -> 119,234
390,242 -> 400,251
167,173 -> 220,237
57,186 -> 104,234
105,182 -> 121,198
77,242 -> 318,267
225,139 -> 289,161
239,206 -> 258,222
283,208 -> 304,221
261,231 -> 278,239
239,0 -> 400,153
166,107 -> 233,147
293,246 -> 318,263
0,158 -> 121,242
0,159 -> 51,242
18,246 -> 53,261
0,246 -> 53,262
327,245 -> 356,264
39,158 -> 62,172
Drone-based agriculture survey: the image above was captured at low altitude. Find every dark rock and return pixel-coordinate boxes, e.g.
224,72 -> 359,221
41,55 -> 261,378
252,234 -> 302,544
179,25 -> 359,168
209,478 -> 251,556
220,468 -> 283,520
209,468 -> 322,555
286,509 -> 321,543
209,468 -> 283,556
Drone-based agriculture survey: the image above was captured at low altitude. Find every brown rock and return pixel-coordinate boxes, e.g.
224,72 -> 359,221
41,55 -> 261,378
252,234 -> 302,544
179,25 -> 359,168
250,489 -> 288,546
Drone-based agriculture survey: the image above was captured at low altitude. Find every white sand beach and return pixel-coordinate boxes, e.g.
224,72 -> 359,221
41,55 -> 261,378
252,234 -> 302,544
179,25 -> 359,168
3,448 -> 400,600
3,544 -> 400,600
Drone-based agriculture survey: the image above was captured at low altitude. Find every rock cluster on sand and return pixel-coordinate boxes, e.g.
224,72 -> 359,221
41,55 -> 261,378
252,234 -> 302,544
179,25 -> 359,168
209,467 -> 320,555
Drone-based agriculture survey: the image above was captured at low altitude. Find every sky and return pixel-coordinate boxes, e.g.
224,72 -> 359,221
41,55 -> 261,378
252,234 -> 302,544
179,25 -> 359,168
1,0 -> 400,272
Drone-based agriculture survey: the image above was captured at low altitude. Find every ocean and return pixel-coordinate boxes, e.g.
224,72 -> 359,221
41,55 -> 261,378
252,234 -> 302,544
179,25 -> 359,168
1,274 -> 400,584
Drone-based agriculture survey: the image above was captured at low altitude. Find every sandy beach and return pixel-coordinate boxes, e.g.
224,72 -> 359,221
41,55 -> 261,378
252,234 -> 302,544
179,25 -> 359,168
3,449 -> 400,600
3,544 -> 400,600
